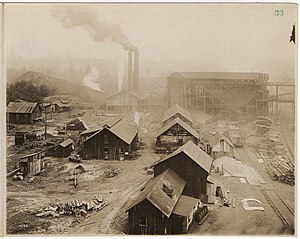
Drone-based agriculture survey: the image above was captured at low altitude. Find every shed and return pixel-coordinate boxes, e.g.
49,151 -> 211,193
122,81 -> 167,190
54,102 -> 71,112
163,104 -> 193,126
80,116 -> 122,143
7,101 -> 42,124
55,138 -> 74,157
206,133 -> 234,159
153,140 -> 213,202
155,118 -> 199,153
19,151 -> 44,176
83,120 -> 138,160
126,169 -> 185,235
106,90 -> 142,112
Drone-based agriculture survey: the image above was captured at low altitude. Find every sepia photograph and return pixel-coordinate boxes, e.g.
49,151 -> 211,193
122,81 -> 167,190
3,2 -> 297,236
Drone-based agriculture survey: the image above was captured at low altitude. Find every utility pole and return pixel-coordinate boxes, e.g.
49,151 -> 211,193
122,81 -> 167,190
44,103 -> 47,140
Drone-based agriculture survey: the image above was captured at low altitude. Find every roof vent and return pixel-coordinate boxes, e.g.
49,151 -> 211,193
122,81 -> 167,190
163,183 -> 174,198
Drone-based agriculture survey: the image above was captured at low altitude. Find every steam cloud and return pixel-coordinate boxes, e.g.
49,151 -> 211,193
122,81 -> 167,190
83,66 -> 103,92
50,5 -> 136,50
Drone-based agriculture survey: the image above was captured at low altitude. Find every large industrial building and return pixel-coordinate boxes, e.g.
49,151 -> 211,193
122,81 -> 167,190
167,72 -> 269,120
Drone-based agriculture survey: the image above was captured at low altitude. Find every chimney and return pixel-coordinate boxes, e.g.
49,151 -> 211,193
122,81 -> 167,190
128,50 -> 133,91
133,48 -> 139,91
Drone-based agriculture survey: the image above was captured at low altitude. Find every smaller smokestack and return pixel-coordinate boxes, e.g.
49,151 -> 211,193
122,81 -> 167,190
128,50 -> 133,90
133,48 -> 139,91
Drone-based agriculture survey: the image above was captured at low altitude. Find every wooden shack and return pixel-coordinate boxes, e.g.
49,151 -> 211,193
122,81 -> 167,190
153,141 -> 213,202
7,101 -> 42,124
205,133 -> 234,159
19,151 -> 44,176
83,120 -> 138,160
55,138 -> 74,157
155,118 -> 199,153
163,104 -> 193,126
126,168 -> 205,235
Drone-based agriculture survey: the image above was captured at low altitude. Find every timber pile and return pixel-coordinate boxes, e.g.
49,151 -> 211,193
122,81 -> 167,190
265,156 -> 295,186
254,116 -> 273,136
36,195 -> 107,218
256,131 -> 285,158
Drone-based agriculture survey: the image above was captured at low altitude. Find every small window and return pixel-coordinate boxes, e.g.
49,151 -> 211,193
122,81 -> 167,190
119,147 -> 124,153
104,134 -> 108,144
162,183 -> 174,198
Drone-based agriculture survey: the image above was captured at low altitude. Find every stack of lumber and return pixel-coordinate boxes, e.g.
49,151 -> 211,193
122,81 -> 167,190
265,156 -> 295,186
254,116 -> 273,136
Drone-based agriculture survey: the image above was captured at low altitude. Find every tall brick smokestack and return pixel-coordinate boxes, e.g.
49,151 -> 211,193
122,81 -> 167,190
133,48 -> 139,91
128,50 -> 133,90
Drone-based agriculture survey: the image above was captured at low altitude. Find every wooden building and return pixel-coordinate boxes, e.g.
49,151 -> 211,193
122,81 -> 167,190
126,168 -> 204,235
106,91 -> 141,112
155,118 -> 199,153
80,116 -> 122,142
163,104 -> 193,126
167,72 -> 269,120
7,101 -> 42,124
153,141 -> 213,202
55,138 -> 74,157
205,133 -> 234,159
55,102 -> 71,112
83,120 -> 138,160
19,151 -> 44,176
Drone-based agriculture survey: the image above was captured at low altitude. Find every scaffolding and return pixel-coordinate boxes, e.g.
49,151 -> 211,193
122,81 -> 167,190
167,72 -> 269,120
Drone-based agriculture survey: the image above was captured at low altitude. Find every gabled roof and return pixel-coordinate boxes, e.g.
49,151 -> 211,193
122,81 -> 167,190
163,104 -> 193,124
84,119 -> 137,145
80,125 -> 103,136
7,101 -> 39,114
109,121 -> 137,145
208,133 -> 234,148
168,72 -> 268,81
59,138 -> 74,148
153,141 -> 213,173
55,102 -> 71,108
156,117 -> 199,139
106,90 -> 143,100
81,116 -> 122,136
125,169 -> 186,217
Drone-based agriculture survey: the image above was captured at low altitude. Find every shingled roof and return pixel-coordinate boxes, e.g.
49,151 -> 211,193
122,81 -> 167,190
153,141 -> 213,173
7,101 -> 40,114
163,104 -> 193,124
125,169 -> 186,218
156,117 -> 199,139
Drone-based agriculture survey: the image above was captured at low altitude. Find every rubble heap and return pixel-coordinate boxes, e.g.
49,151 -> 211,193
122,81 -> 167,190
36,195 -> 107,218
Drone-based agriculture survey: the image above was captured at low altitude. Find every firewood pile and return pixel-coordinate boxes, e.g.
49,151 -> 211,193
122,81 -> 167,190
36,195 -> 107,218
254,116 -> 273,136
265,156 -> 295,186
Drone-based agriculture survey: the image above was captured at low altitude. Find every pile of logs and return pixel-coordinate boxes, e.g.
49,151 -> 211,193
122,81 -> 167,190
36,195 -> 107,218
265,156 -> 295,186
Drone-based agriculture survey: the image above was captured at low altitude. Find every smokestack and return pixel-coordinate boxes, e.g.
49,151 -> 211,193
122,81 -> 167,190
128,50 -> 133,90
133,48 -> 139,91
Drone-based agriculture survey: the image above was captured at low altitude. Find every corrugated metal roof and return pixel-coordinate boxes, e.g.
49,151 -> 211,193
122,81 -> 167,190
59,138 -> 74,147
168,72 -> 268,81
81,116 -> 121,136
208,133 -> 234,148
84,119 -> 137,145
153,141 -> 213,173
156,117 -> 199,139
163,104 -> 193,124
172,195 -> 202,217
7,101 -> 39,114
125,169 -> 186,217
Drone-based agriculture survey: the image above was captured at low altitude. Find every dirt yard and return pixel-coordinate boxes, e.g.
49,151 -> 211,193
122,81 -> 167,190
6,108 -> 295,236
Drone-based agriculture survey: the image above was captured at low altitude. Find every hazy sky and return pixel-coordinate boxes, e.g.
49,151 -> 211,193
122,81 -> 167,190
4,3 -> 297,81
